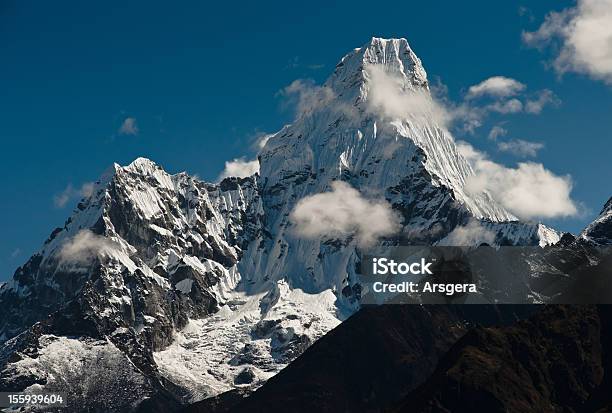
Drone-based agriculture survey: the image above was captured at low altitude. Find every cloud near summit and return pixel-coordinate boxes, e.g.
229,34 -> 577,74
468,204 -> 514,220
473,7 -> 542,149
365,65 -> 452,127
466,76 -> 526,99
290,181 -> 401,247
364,68 -> 558,136
458,142 -> 578,220
218,158 -> 260,180
277,64 -> 557,140
497,139 -> 544,158
54,182 -> 95,208
58,230 -> 117,264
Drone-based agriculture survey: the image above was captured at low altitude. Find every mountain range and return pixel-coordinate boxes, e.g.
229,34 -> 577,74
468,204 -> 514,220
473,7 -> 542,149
1,38 -> 609,413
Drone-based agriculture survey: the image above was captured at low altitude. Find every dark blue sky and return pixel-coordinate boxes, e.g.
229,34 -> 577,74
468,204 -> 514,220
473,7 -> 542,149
1,0 -> 610,280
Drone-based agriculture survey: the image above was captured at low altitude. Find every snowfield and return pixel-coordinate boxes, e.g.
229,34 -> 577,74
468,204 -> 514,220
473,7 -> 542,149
154,283 -> 340,402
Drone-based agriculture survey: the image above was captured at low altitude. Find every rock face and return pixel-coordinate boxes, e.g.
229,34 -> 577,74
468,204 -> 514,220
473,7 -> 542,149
0,38 -> 561,412
0,160 -> 259,343
393,305 -> 612,413
520,198 -> 612,305
581,197 -> 612,246
0,160 -> 262,411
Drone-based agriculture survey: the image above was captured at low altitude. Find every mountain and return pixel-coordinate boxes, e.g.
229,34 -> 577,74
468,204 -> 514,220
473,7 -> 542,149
0,159 -> 264,411
197,195 -> 612,413
392,305 -> 612,413
542,198 -> 612,305
0,37 -> 561,412
257,37 -> 558,249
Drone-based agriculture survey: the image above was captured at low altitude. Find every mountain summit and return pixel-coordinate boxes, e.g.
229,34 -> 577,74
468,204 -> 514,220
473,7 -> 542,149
260,37 -> 553,240
1,38 -> 563,412
326,37 -> 429,100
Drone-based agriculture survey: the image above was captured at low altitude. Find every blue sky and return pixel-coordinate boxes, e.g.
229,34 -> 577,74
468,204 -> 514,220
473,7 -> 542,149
1,0 -> 610,280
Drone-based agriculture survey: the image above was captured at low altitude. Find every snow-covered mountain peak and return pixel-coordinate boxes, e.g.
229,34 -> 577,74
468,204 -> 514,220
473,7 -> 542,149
322,37 -> 428,112
327,37 -> 428,96
120,156 -> 161,172
112,157 -> 175,187
260,37 -> 515,225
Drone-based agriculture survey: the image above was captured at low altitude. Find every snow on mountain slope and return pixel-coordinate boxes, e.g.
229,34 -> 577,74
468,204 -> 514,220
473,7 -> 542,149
153,282 -> 339,402
0,37 -> 561,412
1,334 -> 151,412
581,197 -> 612,245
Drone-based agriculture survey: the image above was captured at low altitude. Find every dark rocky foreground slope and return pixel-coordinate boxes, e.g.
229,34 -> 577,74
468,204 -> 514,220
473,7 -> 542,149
394,305 -> 612,413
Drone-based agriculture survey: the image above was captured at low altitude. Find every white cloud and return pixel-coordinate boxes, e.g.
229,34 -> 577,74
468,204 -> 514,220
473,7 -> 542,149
466,76 -> 526,99
10,248 -> 21,259
282,69 -> 554,141
253,132 -> 274,151
452,90 -> 554,133
218,158 -> 259,180
53,182 -> 95,208
280,79 -> 337,118
451,104 -> 488,134
433,76 -> 556,135
365,65 -> 452,127
523,0 -> 612,84
458,142 -> 577,219
279,68 -> 556,163
80,182 -> 95,197
218,131 -> 272,182
439,220 -> 496,246
487,98 -> 524,114
525,89 -> 560,114
58,230 -> 116,264
280,77 -> 363,122
53,191 -> 71,209
498,139 -> 545,158
118,117 -> 139,136
290,181 -> 401,247
488,125 -> 508,140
